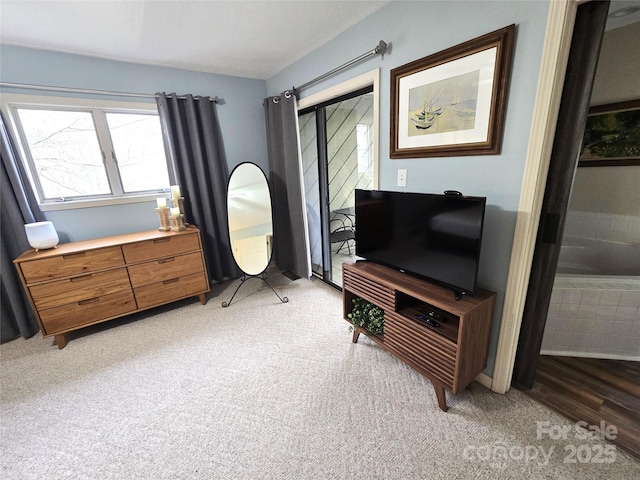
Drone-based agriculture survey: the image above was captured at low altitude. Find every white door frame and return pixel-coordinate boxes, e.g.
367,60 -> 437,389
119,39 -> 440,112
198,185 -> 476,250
297,68 -> 381,189
491,0 -> 579,393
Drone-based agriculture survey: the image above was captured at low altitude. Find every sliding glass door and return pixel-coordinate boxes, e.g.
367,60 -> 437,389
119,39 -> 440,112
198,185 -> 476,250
299,87 -> 375,287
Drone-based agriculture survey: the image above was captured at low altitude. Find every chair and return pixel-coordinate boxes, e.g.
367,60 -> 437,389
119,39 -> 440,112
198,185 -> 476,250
330,217 -> 355,254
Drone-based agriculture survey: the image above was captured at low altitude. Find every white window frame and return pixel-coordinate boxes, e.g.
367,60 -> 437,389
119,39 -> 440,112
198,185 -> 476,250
1,93 -> 175,211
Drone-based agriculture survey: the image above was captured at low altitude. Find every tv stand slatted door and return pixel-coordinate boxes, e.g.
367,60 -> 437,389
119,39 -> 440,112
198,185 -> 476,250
342,261 -> 496,411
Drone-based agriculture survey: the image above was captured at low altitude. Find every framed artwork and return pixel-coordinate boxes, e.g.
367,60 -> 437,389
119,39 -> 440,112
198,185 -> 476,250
578,99 -> 640,167
390,25 -> 515,158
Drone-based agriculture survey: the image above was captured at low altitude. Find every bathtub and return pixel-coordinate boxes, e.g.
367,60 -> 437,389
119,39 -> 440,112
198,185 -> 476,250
556,236 -> 640,276
541,236 -> 640,361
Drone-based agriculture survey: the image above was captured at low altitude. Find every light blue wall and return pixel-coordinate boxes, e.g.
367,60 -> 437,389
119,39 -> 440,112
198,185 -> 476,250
2,0 -> 551,377
0,45 -> 268,241
267,0 -> 550,377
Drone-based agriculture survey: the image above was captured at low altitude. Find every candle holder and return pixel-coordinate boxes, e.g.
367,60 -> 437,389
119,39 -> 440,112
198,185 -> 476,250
172,197 -> 189,226
170,213 -> 187,231
156,207 -> 171,231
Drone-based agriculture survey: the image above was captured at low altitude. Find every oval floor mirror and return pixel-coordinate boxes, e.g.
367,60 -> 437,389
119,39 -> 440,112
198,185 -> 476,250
222,162 -> 288,307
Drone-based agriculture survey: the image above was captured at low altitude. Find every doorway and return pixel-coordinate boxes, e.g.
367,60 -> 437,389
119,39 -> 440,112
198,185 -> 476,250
514,0 -> 609,387
513,0 -> 640,459
299,86 -> 375,288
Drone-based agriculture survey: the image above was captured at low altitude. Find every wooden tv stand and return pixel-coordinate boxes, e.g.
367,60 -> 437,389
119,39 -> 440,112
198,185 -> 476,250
342,261 -> 496,411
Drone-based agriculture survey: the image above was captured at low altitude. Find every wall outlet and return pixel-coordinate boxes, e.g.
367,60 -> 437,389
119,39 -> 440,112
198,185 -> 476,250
397,169 -> 407,187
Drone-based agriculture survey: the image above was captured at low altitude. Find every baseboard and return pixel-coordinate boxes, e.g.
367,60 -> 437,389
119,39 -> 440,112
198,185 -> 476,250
539,349 -> 640,362
475,372 -> 493,390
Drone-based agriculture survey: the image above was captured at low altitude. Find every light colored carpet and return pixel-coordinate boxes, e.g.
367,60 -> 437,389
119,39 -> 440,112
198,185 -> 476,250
1,273 -> 638,479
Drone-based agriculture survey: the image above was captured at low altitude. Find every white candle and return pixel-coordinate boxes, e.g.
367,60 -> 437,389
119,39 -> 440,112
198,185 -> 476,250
170,185 -> 181,199
156,197 -> 167,208
170,207 -> 180,217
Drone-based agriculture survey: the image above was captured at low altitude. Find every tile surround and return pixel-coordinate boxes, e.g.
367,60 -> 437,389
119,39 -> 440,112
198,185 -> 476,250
541,275 -> 640,360
564,211 -> 640,244
543,210 -> 639,359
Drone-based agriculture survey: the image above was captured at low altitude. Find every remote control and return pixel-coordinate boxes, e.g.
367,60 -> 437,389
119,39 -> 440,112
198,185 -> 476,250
415,314 -> 440,328
418,306 -> 447,322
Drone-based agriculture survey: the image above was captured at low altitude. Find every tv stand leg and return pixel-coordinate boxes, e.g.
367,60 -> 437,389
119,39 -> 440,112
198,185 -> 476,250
352,327 -> 362,343
431,380 -> 448,412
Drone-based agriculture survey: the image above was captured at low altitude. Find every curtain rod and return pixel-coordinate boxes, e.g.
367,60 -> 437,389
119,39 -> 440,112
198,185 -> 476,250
0,82 -> 220,103
294,40 -> 388,94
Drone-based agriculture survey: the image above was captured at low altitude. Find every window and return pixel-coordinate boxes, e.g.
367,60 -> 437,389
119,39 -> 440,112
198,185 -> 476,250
5,96 -> 172,209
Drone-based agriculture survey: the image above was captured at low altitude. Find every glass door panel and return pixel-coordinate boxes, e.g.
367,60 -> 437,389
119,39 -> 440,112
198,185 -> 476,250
300,87 -> 374,288
298,110 -> 324,277
326,94 -> 374,284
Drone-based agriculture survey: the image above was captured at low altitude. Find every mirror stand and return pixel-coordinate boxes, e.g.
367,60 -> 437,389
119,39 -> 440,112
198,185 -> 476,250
224,162 -> 289,309
221,272 -> 289,308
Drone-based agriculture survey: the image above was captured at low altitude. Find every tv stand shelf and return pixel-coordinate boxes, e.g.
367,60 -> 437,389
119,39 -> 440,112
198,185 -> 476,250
342,261 -> 496,411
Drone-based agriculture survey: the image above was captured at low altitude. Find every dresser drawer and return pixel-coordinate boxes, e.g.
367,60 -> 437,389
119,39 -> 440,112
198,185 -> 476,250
29,268 -> 131,310
19,246 -> 125,284
39,290 -> 136,335
133,272 -> 208,309
127,251 -> 204,288
122,233 -> 200,264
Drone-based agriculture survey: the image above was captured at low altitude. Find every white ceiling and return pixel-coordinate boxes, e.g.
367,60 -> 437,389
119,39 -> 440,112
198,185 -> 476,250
0,0 -> 391,80
2,1 -> 638,81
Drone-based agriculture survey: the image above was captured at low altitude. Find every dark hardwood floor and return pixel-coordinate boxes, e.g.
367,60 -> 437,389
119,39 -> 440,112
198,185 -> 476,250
519,355 -> 640,460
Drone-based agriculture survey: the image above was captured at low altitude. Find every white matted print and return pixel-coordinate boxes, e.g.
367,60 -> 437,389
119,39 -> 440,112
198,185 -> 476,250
390,25 -> 515,158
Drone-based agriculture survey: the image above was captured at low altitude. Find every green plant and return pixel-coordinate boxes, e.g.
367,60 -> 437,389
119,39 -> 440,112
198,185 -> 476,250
347,297 -> 384,334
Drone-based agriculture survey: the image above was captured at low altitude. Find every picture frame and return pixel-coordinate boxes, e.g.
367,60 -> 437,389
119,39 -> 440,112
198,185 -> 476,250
578,99 -> 640,167
390,25 -> 515,159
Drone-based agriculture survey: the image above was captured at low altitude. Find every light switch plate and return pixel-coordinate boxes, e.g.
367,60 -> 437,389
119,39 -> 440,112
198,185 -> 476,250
397,169 -> 407,187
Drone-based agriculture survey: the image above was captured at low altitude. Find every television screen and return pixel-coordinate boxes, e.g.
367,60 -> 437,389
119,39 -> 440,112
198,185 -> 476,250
354,189 -> 486,296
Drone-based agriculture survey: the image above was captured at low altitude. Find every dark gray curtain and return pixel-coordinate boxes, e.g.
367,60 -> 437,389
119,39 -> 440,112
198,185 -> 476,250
513,0 -> 609,388
156,93 -> 239,283
263,92 -> 310,279
1,112 -> 45,342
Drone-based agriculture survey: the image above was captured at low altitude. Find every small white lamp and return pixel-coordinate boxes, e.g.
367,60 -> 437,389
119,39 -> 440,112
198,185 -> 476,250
24,221 -> 59,252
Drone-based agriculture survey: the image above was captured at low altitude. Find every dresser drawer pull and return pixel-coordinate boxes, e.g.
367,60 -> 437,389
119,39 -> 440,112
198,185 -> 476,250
158,257 -> 175,264
70,274 -> 93,282
163,278 -> 180,285
153,238 -> 171,244
78,297 -> 100,306
62,252 -> 86,260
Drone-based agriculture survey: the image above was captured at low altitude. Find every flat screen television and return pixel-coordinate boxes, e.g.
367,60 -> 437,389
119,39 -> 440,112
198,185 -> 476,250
354,189 -> 486,297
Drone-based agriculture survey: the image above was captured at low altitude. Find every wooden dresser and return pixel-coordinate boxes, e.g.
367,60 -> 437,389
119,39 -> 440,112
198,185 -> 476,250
14,226 -> 209,349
